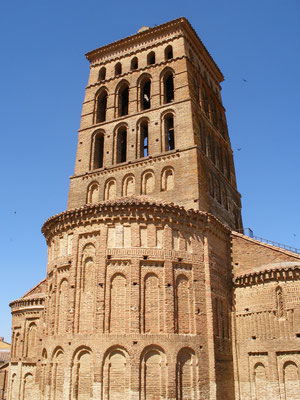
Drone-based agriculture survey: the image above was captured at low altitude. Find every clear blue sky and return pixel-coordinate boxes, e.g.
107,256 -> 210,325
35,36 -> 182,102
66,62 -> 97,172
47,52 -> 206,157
1,1 -> 299,342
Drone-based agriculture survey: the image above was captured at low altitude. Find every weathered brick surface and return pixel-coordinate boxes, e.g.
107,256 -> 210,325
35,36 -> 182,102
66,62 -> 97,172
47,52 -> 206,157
6,17 -> 300,400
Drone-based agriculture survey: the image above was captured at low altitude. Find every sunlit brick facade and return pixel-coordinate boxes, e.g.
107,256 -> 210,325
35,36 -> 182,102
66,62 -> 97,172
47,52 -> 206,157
7,18 -> 300,400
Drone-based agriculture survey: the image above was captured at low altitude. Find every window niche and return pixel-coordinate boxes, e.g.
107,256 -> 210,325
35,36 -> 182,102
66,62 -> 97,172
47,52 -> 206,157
147,51 -> 155,65
92,132 -> 104,170
130,57 -> 138,70
140,120 -> 149,157
161,168 -> 174,191
140,78 -> 151,110
96,90 -> 108,123
116,127 -> 127,164
115,62 -> 122,76
98,67 -> 106,81
104,179 -> 116,200
163,71 -> 174,104
118,83 -> 129,117
142,171 -> 155,194
165,45 -> 173,60
122,175 -> 135,197
164,114 -> 175,151
87,182 -> 99,204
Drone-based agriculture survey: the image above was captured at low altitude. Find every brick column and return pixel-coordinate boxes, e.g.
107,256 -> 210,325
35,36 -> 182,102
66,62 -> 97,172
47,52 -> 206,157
130,258 -> 141,333
96,227 -> 107,332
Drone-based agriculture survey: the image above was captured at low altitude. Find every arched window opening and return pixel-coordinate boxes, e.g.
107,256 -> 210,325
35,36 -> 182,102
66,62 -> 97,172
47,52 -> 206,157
131,57 -> 138,70
147,51 -> 155,65
164,72 -> 174,104
96,91 -> 108,123
164,114 -> 175,151
93,133 -> 104,169
165,45 -> 173,60
140,121 -> 149,157
116,128 -> 127,163
118,84 -> 129,116
98,67 -> 106,81
141,79 -> 151,110
115,62 -> 122,76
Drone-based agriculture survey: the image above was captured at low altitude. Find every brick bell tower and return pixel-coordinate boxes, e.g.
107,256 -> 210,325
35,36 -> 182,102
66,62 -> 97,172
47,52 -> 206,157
8,18 -> 242,400
68,18 -> 242,231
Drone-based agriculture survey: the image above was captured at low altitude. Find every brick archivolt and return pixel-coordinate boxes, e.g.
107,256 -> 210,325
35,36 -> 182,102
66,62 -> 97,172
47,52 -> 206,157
10,342 -> 203,400
9,199 -> 214,398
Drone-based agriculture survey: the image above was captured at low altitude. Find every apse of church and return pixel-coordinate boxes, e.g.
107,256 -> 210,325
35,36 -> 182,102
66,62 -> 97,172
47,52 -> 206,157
7,17 -> 300,400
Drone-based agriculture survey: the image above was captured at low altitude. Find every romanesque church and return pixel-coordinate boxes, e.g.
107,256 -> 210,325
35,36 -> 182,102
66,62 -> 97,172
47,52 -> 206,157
7,17 -> 300,400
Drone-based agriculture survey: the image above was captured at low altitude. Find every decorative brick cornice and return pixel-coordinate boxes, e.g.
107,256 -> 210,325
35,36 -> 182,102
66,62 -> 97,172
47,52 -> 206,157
10,296 -> 45,310
234,264 -> 300,287
41,196 -> 230,241
85,17 -> 223,82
